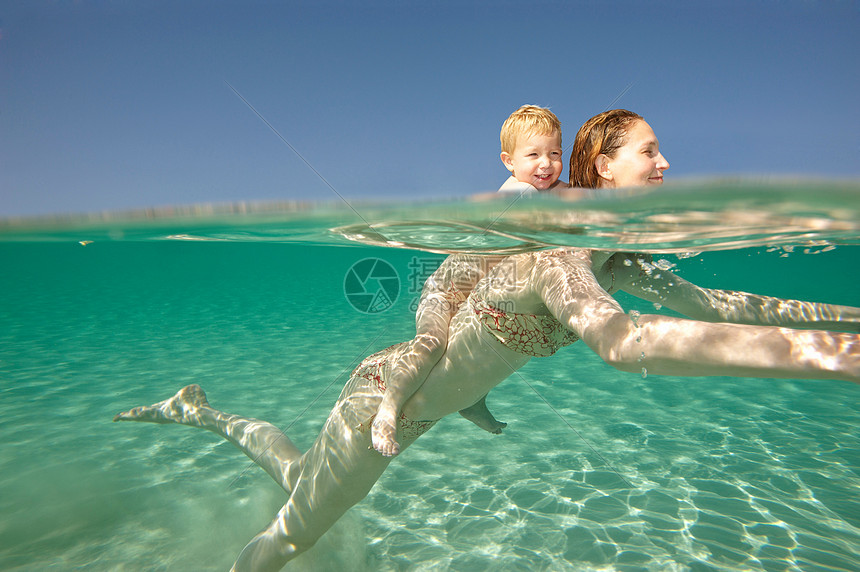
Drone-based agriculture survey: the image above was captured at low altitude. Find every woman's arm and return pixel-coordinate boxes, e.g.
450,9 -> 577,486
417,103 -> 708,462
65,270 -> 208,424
613,253 -> 860,332
535,251 -> 860,383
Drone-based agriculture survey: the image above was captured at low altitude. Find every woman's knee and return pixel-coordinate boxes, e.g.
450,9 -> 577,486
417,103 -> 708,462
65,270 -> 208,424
233,519 -> 318,572
270,506 -> 323,555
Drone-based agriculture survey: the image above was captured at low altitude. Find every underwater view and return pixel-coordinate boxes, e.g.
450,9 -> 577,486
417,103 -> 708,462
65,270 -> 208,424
2,181 -> 859,571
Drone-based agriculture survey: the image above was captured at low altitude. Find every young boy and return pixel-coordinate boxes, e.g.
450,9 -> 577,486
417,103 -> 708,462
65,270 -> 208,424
370,105 -> 564,456
370,254 -> 505,456
498,104 -> 566,192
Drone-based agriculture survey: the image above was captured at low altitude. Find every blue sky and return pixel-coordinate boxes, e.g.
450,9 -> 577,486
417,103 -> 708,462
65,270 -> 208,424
1,0 -> 858,216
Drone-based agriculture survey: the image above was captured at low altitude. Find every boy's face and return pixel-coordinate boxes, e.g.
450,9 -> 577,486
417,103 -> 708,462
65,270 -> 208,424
500,131 -> 563,190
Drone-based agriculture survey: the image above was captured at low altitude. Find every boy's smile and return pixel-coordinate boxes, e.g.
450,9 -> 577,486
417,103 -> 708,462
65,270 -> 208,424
501,132 -> 563,190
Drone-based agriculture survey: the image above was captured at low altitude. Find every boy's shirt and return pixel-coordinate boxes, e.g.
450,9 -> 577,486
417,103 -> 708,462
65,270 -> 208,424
498,176 -> 537,194
497,176 -> 567,193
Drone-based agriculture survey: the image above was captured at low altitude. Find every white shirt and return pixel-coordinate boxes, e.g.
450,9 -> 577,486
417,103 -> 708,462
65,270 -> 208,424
497,176 -> 538,194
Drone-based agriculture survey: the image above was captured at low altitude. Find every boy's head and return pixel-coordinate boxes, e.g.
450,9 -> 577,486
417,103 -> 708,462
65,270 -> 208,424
500,105 -> 563,190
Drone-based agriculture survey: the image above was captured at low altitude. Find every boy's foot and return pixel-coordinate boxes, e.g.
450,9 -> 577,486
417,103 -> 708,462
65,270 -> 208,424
113,384 -> 210,426
459,397 -> 507,435
371,411 -> 401,457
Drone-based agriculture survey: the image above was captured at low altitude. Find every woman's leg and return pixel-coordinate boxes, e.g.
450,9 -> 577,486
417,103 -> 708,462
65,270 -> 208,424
231,404 -> 431,571
115,382 -> 432,570
458,394 -> 506,434
114,384 -> 301,492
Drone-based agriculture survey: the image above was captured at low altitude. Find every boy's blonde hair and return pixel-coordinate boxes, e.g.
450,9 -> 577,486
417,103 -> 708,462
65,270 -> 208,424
500,105 -> 562,154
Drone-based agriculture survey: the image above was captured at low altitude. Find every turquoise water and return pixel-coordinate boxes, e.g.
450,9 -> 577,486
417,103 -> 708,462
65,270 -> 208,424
2,183 -> 859,571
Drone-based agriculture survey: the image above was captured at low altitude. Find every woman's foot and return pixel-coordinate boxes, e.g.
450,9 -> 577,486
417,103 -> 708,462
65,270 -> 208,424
371,410 -> 401,457
459,396 -> 506,434
113,384 -> 210,426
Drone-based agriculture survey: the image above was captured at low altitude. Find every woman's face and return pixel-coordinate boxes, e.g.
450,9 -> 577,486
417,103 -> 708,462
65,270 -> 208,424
599,120 -> 670,188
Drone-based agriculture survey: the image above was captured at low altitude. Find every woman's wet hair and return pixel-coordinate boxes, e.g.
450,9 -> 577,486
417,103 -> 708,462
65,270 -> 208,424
569,109 -> 643,189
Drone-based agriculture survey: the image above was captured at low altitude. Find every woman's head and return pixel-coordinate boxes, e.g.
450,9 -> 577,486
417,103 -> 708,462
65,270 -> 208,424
569,109 -> 669,189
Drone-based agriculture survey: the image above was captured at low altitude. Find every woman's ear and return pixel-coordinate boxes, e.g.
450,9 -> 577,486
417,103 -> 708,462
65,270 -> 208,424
500,152 -> 515,173
595,154 -> 613,183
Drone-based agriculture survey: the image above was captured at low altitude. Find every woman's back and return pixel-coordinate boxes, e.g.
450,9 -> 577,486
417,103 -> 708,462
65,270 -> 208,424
402,250 -> 574,421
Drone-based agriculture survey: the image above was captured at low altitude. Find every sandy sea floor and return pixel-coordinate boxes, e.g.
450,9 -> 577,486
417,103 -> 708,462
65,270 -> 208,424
1,241 -> 858,571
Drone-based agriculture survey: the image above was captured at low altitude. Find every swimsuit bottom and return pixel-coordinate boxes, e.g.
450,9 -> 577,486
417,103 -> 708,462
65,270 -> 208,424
470,295 -> 579,357
347,345 -> 438,440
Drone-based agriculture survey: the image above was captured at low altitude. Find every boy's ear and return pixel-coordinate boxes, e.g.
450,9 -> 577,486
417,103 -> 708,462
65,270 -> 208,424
500,152 -> 515,174
595,154 -> 613,182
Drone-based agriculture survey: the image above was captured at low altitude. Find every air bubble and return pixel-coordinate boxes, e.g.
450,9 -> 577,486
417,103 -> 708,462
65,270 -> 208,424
676,251 -> 700,259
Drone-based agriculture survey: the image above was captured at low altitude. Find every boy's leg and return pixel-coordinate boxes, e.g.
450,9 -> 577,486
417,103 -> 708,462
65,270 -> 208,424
373,332 -> 446,456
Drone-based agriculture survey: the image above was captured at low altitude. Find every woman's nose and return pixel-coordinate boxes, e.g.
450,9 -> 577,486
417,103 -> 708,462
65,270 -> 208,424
657,153 -> 670,171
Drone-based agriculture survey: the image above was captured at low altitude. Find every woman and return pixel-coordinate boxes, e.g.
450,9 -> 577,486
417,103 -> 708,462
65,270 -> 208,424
115,111 -> 860,572
565,109 -> 857,332
570,108 -> 669,189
